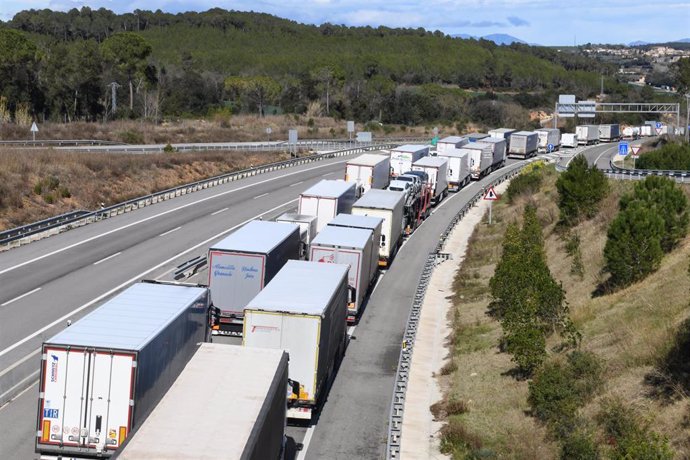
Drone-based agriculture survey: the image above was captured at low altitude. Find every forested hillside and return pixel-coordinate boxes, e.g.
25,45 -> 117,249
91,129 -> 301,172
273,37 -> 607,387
0,8 -> 640,126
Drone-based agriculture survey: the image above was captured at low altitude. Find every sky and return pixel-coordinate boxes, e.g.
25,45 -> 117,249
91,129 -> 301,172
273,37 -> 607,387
1,0 -> 689,45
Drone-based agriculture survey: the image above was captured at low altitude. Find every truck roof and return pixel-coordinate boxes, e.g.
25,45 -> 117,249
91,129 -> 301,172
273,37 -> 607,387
245,260 -> 348,315
512,131 -> 537,137
328,213 -> 383,231
391,144 -> 429,154
437,136 -> 465,144
346,153 -> 389,166
465,132 -> 489,140
301,179 -> 355,198
210,220 -> 299,254
116,344 -> 287,459
413,156 -> 448,168
45,283 -> 207,350
489,128 -> 516,134
311,225 -> 372,249
535,128 -> 560,133
437,148 -> 471,159
276,212 -> 317,225
353,189 -> 405,211
459,143 -> 491,152
477,137 -> 506,145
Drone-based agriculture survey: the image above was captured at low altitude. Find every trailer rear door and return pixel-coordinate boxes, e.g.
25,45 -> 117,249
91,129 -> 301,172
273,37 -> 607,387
38,347 -> 135,452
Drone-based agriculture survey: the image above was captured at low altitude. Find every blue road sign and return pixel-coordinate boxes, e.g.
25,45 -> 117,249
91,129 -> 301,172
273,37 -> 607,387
547,143 -> 554,153
618,142 -> 629,156
656,122 -> 662,129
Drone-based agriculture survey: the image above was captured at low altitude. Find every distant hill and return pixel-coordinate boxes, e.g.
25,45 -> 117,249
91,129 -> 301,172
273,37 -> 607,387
451,33 -> 527,45
629,40 -> 650,47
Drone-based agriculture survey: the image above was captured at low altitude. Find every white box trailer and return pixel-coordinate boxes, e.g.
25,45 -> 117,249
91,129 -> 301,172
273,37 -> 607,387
477,137 -> 507,170
599,124 -> 621,142
327,213 -> 383,275
411,156 -> 449,203
488,128 -> 517,147
389,145 -> 429,177
622,126 -> 640,140
115,344 -> 288,460
208,220 -> 300,336
276,212 -> 318,254
244,261 -> 348,420
536,128 -> 561,152
561,133 -> 578,148
436,136 -> 468,155
576,125 -> 599,145
352,189 -> 405,267
345,153 -> 391,196
464,143 -> 494,179
437,148 -> 471,192
36,282 -> 209,459
640,125 -> 653,137
508,131 -> 539,159
298,180 -> 357,232
310,225 -> 376,319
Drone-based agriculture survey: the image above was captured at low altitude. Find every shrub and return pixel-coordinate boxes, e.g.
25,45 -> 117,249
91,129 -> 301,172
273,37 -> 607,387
120,130 -> 144,144
43,193 -> 54,204
33,182 -> 42,195
596,399 -> 673,460
556,155 -> 608,226
506,164 -> 543,203
636,141 -> 690,170
440,418 -> 483,455
58,186 -> 71,198
45,175 -> 60,191
655,315 -> 690,397
560,427 -> 600,460
163,143 -> 175,153
528,351 -> 603,435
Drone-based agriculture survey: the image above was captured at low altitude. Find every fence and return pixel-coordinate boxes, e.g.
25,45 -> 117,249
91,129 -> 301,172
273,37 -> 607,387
0,144 -> 398,247
385,163 -> 528,459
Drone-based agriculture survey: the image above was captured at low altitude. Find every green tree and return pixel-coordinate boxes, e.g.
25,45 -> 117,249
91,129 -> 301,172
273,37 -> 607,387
556,155 -> 609,226
604,200 -> 664,287
101,32 -> 152,112
674,57 -> 690,94
621,176 -> 689,252
0,29 -> 41,115
224,76 -> 281,117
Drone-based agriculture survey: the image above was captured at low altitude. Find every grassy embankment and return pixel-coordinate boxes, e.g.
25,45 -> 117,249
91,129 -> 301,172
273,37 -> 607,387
435,165 -> 690,458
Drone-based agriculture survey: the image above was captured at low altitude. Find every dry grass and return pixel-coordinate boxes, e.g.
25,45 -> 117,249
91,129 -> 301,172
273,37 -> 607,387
439,167 -> 690,458
0,148 -> 295,231
0,116 -> 431,144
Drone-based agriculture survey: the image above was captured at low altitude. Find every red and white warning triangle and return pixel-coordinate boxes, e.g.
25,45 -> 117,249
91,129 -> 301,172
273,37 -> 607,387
484,186 -> 499,201
630,145 -> 641,156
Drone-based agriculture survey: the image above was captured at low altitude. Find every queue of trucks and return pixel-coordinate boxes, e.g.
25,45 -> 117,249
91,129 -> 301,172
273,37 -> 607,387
35,121 -> 664,458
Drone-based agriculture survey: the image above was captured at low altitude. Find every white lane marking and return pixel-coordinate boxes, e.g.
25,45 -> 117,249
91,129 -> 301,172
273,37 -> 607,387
159,226 -> 181,237
289,181 -> 304,187
253,192 -> 269,199
0,160 -> 349,276
0,375 -> 38,412
322,172 -> 334,177
211,207 -> 228,216
297,425 -> 316,460
0,199 -> 298,360
595,145 -> 616,167
1,287 -> 41,307
0,348 -> 39,380
347,325 -> 357,337
93,252 -> 121,265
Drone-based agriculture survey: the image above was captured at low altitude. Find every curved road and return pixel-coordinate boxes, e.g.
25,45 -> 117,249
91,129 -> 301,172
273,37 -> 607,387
0,142 -> 618,459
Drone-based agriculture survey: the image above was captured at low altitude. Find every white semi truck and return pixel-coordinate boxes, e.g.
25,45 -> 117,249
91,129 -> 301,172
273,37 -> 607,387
309,225 -> 377,320
243,261 -> 349,421
576,125 -> 599,145
298,180 -> 357,232
345,153 -> 391,196
535,128 -> 561,152
35,281 -> 209,459
437,148 -> 471,192
389,145 -> 429,177
598,124 -> 621,142
508,131 -> 539,159
436,136 -> 468,155
208,220 -> 300,336
411,156 -> 449,204
351,189 -> 405,267
115,344 -> 288,460
477,137 -> 507,171
327,213 -> 383,271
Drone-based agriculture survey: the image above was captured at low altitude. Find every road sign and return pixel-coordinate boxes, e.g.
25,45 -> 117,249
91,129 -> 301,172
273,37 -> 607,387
265,127 -> 272,134
631,145 -> 641,158
30,121 -> 38,141
547,143 -> 554,153
484,186 -> 498,201
288,129 -> 298,144
618,142 -> 629,156
656,121 -> 662,129
347,121 -> 355,133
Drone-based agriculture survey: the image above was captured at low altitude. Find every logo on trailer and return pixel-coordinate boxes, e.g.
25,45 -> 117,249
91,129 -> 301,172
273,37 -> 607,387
50,355 -> 58,382
317,253 -> 336,263
43,408 -> 59,419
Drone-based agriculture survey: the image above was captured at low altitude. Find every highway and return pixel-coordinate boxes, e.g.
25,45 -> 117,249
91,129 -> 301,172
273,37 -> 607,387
0,141 -> 623,459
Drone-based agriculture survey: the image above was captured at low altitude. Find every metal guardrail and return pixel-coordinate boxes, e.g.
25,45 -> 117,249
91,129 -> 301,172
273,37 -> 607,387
0,143 -> 399,247
0,139 -> 124,147
386,163 -> 528,459
173,256 -> 207,280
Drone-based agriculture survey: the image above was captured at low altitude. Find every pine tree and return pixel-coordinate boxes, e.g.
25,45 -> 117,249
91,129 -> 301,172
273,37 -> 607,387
556,155 -> 608,226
